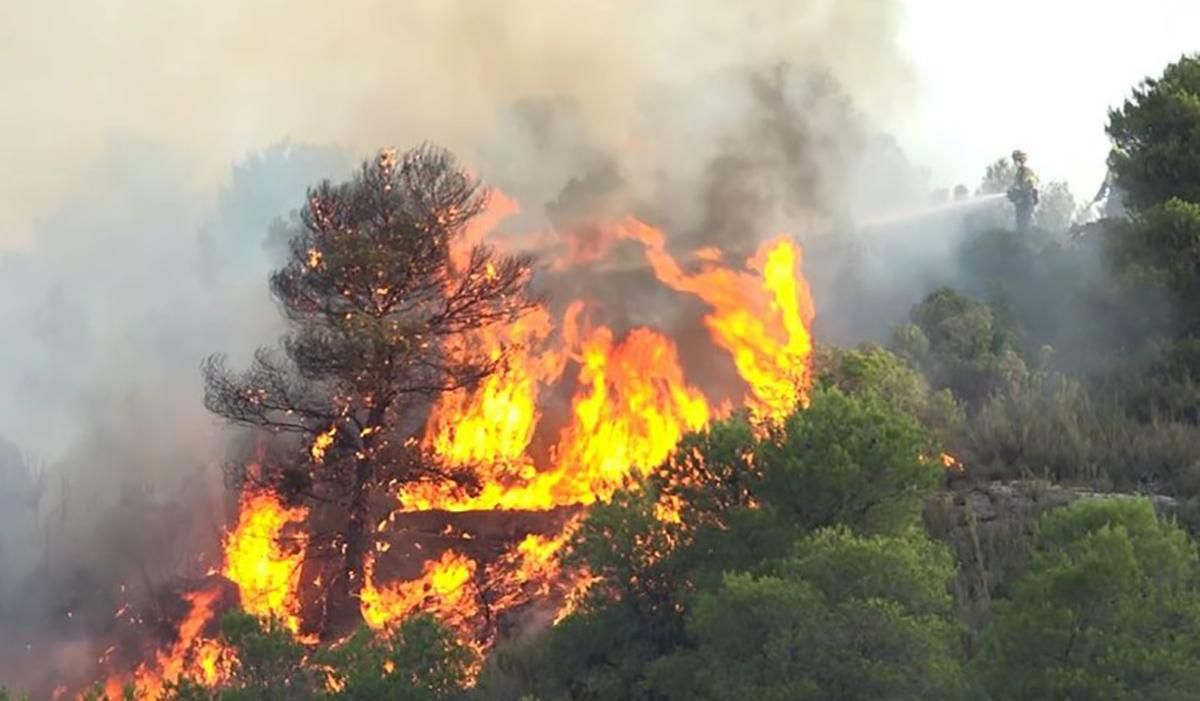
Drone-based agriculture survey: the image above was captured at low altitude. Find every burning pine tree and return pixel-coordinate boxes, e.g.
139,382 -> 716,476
202,144 -> 539,635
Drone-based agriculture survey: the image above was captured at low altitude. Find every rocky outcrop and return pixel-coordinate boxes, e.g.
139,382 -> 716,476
924,480 -> 1181,652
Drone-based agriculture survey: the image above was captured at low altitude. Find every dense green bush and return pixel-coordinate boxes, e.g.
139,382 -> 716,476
646,528 -> 963,701
475,388 -> 956,700
974,498 -> 1200,699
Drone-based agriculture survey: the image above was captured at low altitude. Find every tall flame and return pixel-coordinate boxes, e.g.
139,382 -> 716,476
403,304 -> 710,512
424,307 -> 563,471
99,186 -> 817,694
222,490 -> 309,634
104,586 -> 231,700
102,489 -> 306,697
616,218 -> 814,422
403,215 -> 812,519
550,306 -> 711,502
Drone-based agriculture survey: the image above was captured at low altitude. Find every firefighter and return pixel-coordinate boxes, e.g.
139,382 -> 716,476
1007,149 -> 1039,232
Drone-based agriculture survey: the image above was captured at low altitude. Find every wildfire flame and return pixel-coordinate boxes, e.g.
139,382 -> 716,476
424,307 -> 563,473
485,518 -> 592,620
310,425 -> 338,464
550,308 -> 711,502
104,587 -> 231,700
99,186 -> 816,695
615,218 -> 814,423
360,550 -> 482,657
222,490 -> 309,634
101,489 -> 305,697
402,217 -> 811,515
375,212 -> 814,641
940,452 -> 964,472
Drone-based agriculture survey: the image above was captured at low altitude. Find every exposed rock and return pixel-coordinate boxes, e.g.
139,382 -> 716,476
925,479 -> 1180,654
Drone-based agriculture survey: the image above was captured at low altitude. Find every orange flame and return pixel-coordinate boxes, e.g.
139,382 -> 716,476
360,550 -> 481,653
101,185 -> 818,692
222,490 -> 309,634
361,521 -> 594,658
310,425 -> 337,464
104,586 -> 231,700
940,452 -> 964,472
99,489 -> 306,697
385,211 -> 813,654
486,529 -> 572,613
617,218 -> 814,422
405,216 -> 811,519
451,189 -> 521,271
550,308 -> 711,502
424,307 -> 563,470
491,518 -> 598,625
403,304 -> 710,511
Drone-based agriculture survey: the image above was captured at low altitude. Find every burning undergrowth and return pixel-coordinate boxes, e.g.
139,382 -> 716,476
67,157 -> 817,697
0,0 -> 966,694
0,45 -> 936,695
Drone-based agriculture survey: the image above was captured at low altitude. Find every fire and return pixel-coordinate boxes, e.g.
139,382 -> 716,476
550,310 -> 711,502
360,550 -> 481,648
384,210 -> 812,660
941,452 -> 964,472
222,490 -> 309,634
360,520 -> 595,660
451,188 -> 521,271
487,529 -> 574,614
98,183 -> 817,695
404,304 -> 710,511
105,586 -> 231,700
100,490 -> 304,698
405,214 -> 811,517
492,527 -> 599,628
616,218 -> 814,423
310,425 -> 337,463
654,492 -> 686,525
424,307 -> 563,471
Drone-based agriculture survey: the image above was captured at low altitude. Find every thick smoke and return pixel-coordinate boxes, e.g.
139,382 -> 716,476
0,140 -> 348,689
0,0 -> 928,692
1,0 -> 912,248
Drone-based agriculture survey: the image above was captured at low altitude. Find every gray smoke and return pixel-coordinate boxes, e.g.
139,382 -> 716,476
0,0 -> 930,693
0,139 -> 348,691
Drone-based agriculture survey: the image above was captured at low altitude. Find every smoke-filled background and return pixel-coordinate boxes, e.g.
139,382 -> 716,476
0,0 -> 1196,690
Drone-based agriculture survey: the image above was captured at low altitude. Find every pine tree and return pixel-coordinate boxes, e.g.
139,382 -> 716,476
203,144 -> 537,633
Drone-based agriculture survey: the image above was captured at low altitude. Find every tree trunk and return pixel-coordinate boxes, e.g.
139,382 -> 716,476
321,410 -> 382,637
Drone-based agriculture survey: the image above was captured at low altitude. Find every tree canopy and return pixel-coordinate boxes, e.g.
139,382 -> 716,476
1108,54 -> 1200,212
202,144 -> 538,632
975,498 -> 1200,700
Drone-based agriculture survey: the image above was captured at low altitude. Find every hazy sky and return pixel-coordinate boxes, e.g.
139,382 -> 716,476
0,1 -> 1197,250
898,0 -> 1200,198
